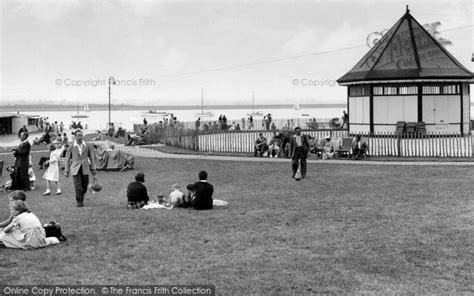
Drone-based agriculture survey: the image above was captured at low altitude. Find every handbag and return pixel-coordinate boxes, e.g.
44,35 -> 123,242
43,221 -> 67,241
90,176 -> 102,193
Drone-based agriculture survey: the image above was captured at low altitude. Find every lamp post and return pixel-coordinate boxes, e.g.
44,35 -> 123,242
108,76 -> 116,129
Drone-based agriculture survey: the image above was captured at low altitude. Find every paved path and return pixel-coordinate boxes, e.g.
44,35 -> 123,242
1,138 -> 473,166
114,143 -> 474,166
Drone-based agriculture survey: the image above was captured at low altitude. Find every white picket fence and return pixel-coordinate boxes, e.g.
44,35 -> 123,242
198,130 -> 474,157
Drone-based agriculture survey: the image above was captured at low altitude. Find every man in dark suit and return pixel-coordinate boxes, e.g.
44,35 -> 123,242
17,125 -> 28,138
65,130 -> 96,207
289,127 -> 310,179
11,132 -> 31,191
190,170 -> 214,210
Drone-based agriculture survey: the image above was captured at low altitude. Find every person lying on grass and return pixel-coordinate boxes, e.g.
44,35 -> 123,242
0,200 -> 59,249
0,190 -> 26,228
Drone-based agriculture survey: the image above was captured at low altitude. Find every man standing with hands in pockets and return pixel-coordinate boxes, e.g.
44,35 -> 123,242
65,130 -> 96,207
289,127 -> 310,179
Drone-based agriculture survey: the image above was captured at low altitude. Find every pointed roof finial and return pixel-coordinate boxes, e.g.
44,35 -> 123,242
406,5 -> 410,14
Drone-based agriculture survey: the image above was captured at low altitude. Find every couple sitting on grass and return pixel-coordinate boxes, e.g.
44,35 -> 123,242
0,190 -> 60,250
127,170 -> 226,210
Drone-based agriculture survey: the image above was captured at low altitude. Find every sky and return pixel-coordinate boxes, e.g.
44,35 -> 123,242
0,0 -> 472,106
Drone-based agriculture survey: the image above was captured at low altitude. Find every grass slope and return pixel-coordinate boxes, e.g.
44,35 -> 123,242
0,152 -> 473,294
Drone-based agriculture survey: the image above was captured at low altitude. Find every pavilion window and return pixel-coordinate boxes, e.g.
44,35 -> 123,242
349,86 -> 362,96
373,86 -> 383,95
384,86 -> 397,95
399,85 -> 417,95
422,85 -> 440,94
349,85 -> 371,96
442,85 -> 459,94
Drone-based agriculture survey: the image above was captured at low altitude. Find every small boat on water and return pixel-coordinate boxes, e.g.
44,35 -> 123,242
246,92 -> 264,117
195,111 -> 214,117
71,104 -> 90,119
246,111 -> 264,117
195,88 -> 214,118
141,110 -> 169,117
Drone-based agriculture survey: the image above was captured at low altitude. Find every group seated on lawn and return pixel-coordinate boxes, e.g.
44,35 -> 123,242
254,133 -> 285,158
254,132 -> 368,160
126,171 -> 226,210
32,131 -> 69,146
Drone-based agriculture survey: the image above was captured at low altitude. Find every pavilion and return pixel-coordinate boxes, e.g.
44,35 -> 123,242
337,7 -> 473,135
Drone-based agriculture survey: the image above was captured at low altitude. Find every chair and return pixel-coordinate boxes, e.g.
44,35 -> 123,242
395,121 -> 406,136
310,138 -> 326,159
338,138 -> 353,158
0,160 -> 6,193
405,122 -> 417,134
330,118 -> 341,129
417,122 -> 426,135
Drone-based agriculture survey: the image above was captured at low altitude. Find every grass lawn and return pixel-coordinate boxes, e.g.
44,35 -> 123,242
0,151 -> 473,294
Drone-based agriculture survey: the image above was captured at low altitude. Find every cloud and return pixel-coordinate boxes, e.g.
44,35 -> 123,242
281,22 -> 367,56
118,0 -> 163,17
160,48 -> 190,73
281,25 -> 320,56
4,0 -> 80,24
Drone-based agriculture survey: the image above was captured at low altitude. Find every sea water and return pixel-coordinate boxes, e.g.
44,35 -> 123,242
21,105 -> 474,132
21,107 -> 347,131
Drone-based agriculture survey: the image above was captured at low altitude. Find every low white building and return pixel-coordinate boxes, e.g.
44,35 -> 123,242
0,112 -> 42,135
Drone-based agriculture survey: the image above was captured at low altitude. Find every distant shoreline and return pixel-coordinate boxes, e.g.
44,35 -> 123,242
0,103 -> 347,112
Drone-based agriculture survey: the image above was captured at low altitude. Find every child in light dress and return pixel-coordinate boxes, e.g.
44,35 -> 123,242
42,144 -> 63,195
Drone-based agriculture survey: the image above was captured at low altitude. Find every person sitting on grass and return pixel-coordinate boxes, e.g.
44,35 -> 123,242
53,133 -> 63,144
352,135 -> 368,160
268,136 -> 282,158
36,131 -> 52,145
0,200 -> 59,249
127,172 -> 149,209
4,166 -> 18,190
254,133 -> 268,157
167,183 -> 187,208
188,170 -> 214,210
91,131 -> 105,141
0,191 -> 26,228
322,136 -> 336,160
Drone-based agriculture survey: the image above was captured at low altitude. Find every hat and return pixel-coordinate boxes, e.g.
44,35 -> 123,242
325,136 -> 331,140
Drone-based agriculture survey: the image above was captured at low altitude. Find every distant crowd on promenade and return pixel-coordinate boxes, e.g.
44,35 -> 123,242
140,110 -> 349,134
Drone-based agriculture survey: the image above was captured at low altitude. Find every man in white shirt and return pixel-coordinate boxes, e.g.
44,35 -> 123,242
289,127 -> 310,179
65,130 -> 96,207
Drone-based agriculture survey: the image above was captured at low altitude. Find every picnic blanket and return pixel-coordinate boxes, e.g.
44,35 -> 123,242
142,199 -> 229,210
